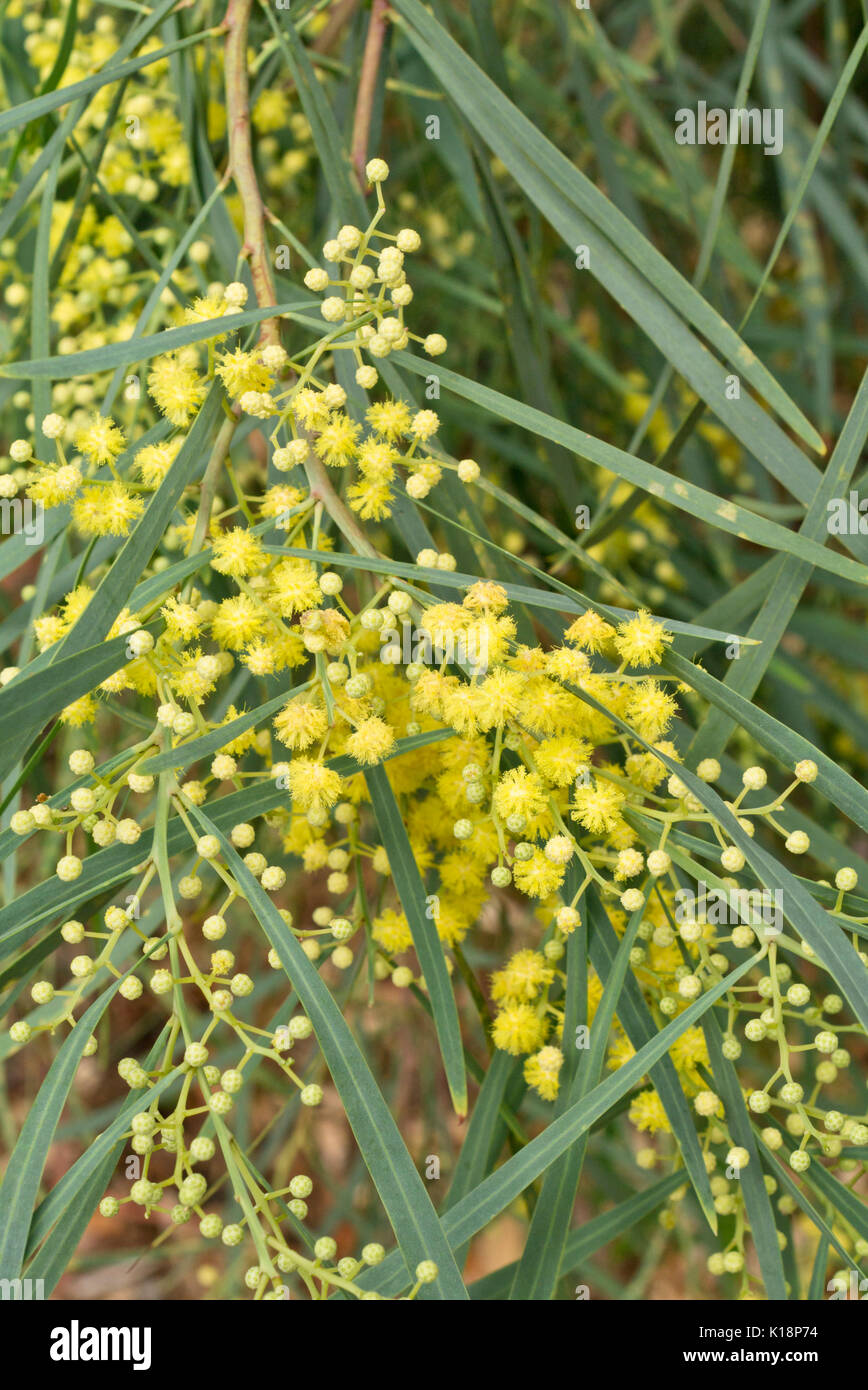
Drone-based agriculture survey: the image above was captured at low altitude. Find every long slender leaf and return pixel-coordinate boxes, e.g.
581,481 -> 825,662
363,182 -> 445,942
365,764 -> 467,1114
358,953 -> 758,1295
189,803 -> 468,1300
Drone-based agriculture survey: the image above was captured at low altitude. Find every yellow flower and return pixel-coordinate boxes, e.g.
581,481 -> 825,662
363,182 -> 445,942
545,647 -> 590,683
473,670 -> 523,729
357,439 -> 397,483
216,348 -> 273,399
211,595 -> 264,649
160,145 -> 191,187
314,414 -> 360,467
184,293 -> 228,327
366,399 -> 411,440
63,585 -> 94,624
524,1046 -> 563,1101
669,1025 -> 710,1085
492,767 -> 547,821
136,439 -> 182,488
268,559 -> 322,616
512,850 -> 565,899
534,736 -> 593,787
26,463 -> 81,507
587,970 -> 603,1023
287,758 -> 341,812
161,597 -> 201,642
34,614 -> 67,650
302,838 -> 329,871
434,894 -> 482,947
259,484 -> 305,520
146,109 -> 183,154
73,414 -> 126,465
466,614 -> 514,667
570,778 -> 626,835
219,705 -> 260,756
242,642 -> 276,676
629,1088 -> 671,1134
491,1003 -> 548,1056
565,610 -> 615,653
624,680 -> 678,741
517,677 -> 579,737
411,409 -> 439,441
274,701 -> 329,751
253,88 -> 291,133
491,949 -> 554,1003
463,581 -> 508,613
625,750 -> 670,791
345,717 -> 396,766
95,215 -> 132,258
347,478 -> 393,519
272,630 -> 307,670
72,483 -> 143,537
372,908 -> 413,954
148,353 -> 207,426
292,388 -> 331,430
613,609 -> 673,668
207,99 -> 227,141
60,694 -> 97,727
211,527 -> 267,579
607,1031 -> 636,1070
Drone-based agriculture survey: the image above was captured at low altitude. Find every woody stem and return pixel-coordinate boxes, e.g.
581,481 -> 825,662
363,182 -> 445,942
351,0 -> 390,189
223,0 -> 381,560
224,0 -> 279,348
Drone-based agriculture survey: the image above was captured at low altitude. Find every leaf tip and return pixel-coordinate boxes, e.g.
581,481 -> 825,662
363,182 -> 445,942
450,1086 -> 469,1119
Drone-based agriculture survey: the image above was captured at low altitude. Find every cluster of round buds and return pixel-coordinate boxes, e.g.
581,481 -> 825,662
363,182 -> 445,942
415,547 -> 459,570
9,737 -> 145,869
300,159 -> 447,385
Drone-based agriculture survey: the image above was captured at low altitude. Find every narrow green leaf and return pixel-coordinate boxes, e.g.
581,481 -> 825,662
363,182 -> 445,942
189,803 -> 468,1300
586,890 -> 717,1234
24,1056 -> 181,1262
0,303 -> 310,379
0,631 -> 143,784
700,1014 -> 786,1298
469,1170 -> 686,1300
0,973 -> 131,1277
444,1049 -> 520,1221
572,682 -> 868,1033
359,953 -> 757,1295
0,26 -> 215,140
263,3 -> 366,227
509,893 -> 643,1298
365,764 -> 467,1114
690,365 -> 868,760
392,0 -> 826,457
138,689 -> 295,776
392,352 -> 866,584
808,1238 -> 831,1301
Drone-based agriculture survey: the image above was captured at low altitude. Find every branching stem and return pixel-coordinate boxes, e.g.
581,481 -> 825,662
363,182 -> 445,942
351,0 -> 390,189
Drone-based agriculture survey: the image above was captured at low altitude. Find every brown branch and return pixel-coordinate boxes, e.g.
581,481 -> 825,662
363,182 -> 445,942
223,0 -> 382,561
303,454 -> 379,559
313,0 -> 361,54
224,0 -> 280,346
190,417 -> 236,555
350,0 -> 389,190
